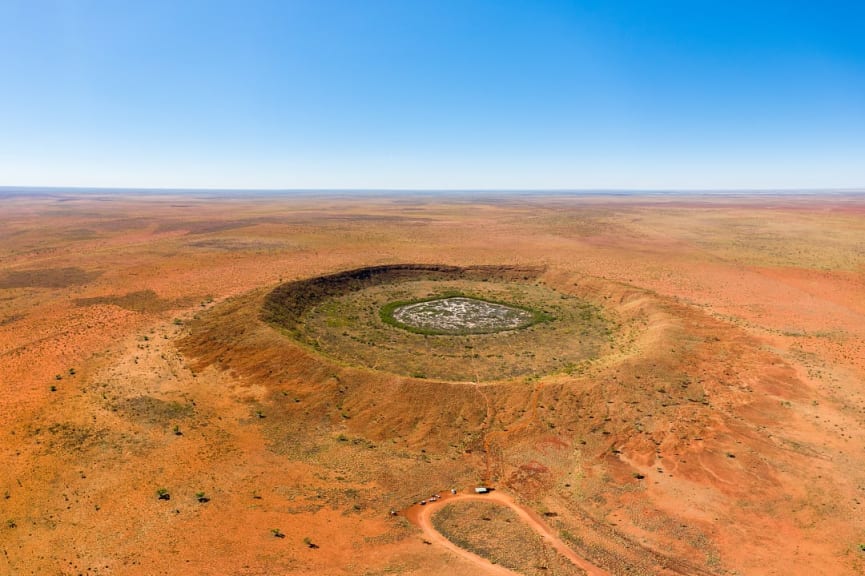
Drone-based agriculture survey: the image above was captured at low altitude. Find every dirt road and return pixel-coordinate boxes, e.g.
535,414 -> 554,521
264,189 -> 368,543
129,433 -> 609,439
403,490 -> 609,576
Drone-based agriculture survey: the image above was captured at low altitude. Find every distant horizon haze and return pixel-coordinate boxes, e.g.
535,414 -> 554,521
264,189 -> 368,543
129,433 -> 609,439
2,186 -> 863,198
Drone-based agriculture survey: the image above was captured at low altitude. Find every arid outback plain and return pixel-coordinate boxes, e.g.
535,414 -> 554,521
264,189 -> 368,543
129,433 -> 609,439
2,189 -> 865,576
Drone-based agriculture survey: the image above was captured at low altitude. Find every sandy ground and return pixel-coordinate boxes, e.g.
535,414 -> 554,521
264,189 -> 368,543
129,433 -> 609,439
1,191 -> 865,575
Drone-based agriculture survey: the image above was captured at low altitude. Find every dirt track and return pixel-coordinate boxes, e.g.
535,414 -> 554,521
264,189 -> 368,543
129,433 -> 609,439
404,490 -> 610,576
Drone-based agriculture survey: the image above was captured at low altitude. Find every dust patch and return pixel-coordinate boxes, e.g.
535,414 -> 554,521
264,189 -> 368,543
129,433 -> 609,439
25,421 -> 150,456
156,218 -> 277,235
0,267 -> 102,289
113,395 -> 195,426
0,313 -> 24,326
75,290 -> 198,313
186,238 -> 294,252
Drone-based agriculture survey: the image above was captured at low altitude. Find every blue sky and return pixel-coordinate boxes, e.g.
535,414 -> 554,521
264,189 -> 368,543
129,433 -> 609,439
1,0 -> 863,189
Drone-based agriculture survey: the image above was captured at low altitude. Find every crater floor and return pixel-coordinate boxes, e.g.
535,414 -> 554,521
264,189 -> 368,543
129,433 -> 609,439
390,296 -> 537,334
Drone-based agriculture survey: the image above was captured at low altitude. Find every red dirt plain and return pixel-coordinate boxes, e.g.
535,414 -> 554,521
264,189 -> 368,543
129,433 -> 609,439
1,190 -> 865,575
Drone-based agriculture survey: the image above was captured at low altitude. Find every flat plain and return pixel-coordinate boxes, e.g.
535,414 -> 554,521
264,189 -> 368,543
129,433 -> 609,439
1,190 -> 865,575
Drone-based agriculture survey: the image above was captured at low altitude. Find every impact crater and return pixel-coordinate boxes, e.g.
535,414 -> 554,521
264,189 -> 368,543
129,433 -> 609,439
262,264 -> 613,382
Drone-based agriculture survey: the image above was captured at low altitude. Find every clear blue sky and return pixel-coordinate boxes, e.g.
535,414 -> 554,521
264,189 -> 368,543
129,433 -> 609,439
1,0 -> 863,189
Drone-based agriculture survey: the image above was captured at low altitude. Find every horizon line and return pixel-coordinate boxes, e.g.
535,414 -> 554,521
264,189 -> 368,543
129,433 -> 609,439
2,185 -> 864,196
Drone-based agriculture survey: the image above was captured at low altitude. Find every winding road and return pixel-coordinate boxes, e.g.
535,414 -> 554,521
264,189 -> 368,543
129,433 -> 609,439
403,490 -> 609,576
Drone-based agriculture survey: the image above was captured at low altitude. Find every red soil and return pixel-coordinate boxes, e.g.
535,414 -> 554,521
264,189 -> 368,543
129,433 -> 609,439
1,191 -> 864,575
